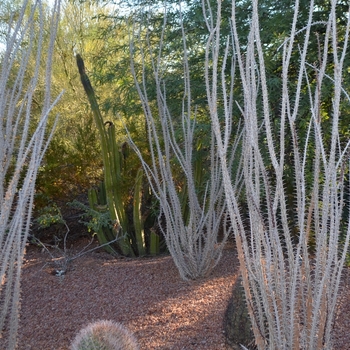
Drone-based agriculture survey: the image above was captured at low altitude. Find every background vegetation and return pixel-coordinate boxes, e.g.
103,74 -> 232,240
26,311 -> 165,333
1,0 -> 348,254
1,0 -> 349,255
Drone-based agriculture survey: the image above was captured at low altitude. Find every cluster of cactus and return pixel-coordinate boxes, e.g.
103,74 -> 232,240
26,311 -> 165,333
76,54 -> 158,256
70,320 -> 139,350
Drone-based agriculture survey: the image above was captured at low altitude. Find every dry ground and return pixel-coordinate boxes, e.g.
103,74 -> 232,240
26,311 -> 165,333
9,238 -> 350,349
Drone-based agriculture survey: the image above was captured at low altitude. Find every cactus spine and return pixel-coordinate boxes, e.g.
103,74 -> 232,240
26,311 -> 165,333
70,320 -> 139,350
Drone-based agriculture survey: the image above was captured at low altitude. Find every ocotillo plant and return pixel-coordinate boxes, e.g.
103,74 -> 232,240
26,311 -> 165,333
206,0 -> 350,348
128,8 -> 242,280
0,0 -> 62,348
76,55 -> 147,256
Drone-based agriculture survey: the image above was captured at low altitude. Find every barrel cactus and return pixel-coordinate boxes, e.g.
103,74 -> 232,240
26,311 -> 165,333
70,320 -> 139,350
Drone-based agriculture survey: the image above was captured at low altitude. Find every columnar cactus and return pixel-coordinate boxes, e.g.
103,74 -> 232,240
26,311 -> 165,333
70,320 -> 139,350
76,54 -> 150,257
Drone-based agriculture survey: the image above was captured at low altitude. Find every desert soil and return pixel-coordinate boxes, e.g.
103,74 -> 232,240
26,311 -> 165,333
8,238 -> 350,349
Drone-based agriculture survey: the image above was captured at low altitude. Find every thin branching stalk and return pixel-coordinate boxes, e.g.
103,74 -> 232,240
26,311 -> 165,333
127,5 -> 241,280
30,231 -> 122,277
0,1 -> 62,348
207,0 -> 350,349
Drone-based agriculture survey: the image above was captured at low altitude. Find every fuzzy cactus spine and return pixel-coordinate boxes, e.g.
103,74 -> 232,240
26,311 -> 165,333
70,320 -> 139,350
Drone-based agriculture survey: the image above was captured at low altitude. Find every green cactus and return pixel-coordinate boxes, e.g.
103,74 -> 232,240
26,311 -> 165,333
70,320 -> 139,350
76,54 -> 161,257
133,168 -> 146,256
149,231 -> 160,256
76,54 -> 134,256
88,184 -> 119,256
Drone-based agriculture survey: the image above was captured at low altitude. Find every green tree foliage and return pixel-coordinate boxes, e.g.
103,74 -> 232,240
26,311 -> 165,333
35,0 -> 113,205
15,0 -> 349,249
36,0 -> 150,207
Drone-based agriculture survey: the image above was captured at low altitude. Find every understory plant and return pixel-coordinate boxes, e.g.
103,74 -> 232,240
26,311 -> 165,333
32,203 -> 121,276
0,0 -> 62,348
206,0 -> 350,348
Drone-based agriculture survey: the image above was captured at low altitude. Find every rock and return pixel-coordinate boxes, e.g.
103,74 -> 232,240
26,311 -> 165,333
223,276 -> 256,350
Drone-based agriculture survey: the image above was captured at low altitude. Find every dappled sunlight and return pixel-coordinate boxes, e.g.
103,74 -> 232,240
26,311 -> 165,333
133,271 -> 240,349
16,244 -> 237,349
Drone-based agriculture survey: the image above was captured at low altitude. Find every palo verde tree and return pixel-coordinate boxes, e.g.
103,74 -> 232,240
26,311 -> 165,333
35,0 -> 113,204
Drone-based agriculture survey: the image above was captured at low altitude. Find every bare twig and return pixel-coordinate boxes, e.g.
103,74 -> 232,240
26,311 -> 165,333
30,231 -> 123,277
